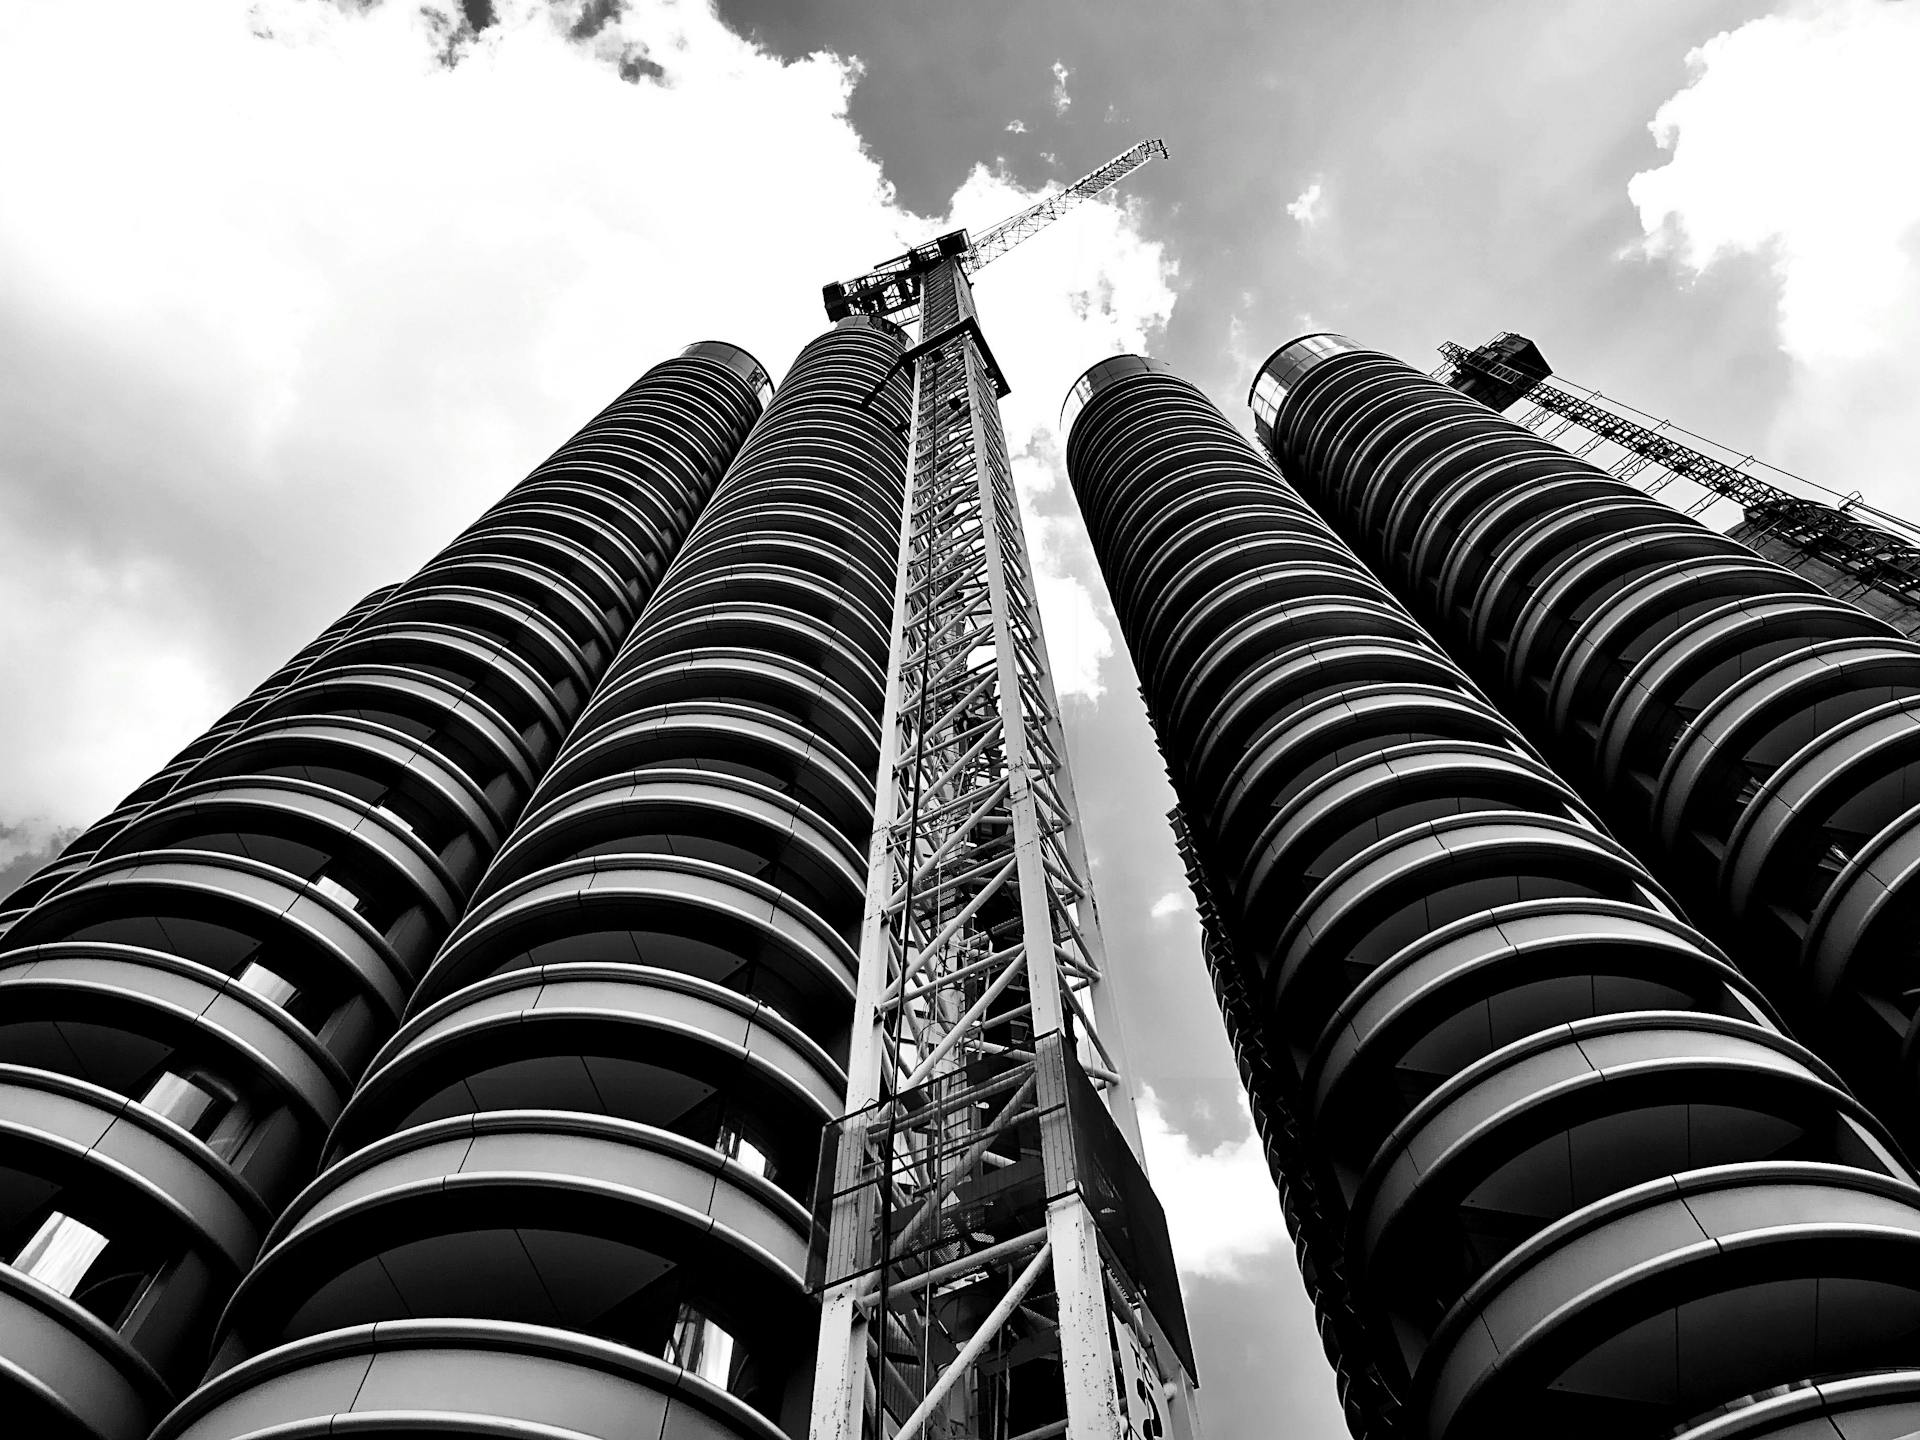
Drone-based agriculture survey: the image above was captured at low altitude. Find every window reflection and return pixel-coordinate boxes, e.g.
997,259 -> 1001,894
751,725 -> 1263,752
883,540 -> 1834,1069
139,1069 -> 253,1160
1250,333 -> 1360,443
237,959 -> 298,1008
140,1071 -> 223,1134
680,341 -> 774,406
12,1211 -> 109,1297
667,1303 -> 740,1390
717,1119 -> 773,1182
1061,354 -> 1178,435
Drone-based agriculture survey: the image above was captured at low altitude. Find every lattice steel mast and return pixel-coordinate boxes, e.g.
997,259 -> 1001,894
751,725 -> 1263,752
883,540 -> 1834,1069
809,144 -> 1199,1440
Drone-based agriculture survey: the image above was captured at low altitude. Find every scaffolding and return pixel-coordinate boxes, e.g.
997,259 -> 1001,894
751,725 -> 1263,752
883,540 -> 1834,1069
1438,335 -> 1920,632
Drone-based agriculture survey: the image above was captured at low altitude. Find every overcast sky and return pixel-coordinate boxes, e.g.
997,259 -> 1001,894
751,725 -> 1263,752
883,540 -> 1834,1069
3,1 -> 1916,1434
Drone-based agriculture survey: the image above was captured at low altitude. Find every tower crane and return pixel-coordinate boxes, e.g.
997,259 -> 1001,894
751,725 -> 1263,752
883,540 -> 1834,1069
808,139 -> 1200,1440
823,138 -> 1168,323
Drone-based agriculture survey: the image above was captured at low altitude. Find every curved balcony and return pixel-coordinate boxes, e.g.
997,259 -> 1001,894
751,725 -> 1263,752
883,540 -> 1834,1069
324,963 -> 844,1194
1257,339 -> 1920,1140
1069,354 -> 1920,1438
1668,1369 -> 1920,1439
0,587 -> 396,935
0,342 -> 765,1438
211,1110 -> 814,1407
1416,1164 -> 1920,1440
151,1320 -> 786,1440
173,320 -> 911,1440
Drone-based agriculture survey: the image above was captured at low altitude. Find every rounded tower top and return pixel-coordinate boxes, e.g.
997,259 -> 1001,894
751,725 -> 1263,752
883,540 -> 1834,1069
1061,353 -> 1179,436
1248,332 -> 1362,445
679,339 -> 774,405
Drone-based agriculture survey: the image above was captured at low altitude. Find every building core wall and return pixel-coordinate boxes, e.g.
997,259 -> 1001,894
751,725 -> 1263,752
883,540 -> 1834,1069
0,343 -> 767,1440
1069,354 -> 1920,1440
149,316 -> 912,1440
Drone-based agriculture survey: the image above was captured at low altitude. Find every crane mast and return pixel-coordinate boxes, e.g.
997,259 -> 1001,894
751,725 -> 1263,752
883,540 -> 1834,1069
807,146 -> 1199,1440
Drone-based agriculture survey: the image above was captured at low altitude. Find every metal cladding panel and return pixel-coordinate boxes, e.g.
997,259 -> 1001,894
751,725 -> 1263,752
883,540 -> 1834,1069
0,346 -> 764,1437
152,1321 -> 785,1440
1257,340 -> 1920,1156
1066,353 -> 1920,1440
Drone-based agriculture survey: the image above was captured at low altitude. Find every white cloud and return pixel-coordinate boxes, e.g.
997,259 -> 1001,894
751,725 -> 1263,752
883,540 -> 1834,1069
1051,59 -> 1072,114
936,165 -> 1174,705
1006,118 -> 1027,134
1626,0 -> 1920,508
1285,180 -> 1325,227
0,0 -> 1173,831
1139,1087 -> 1287,1281
1149,889 -> 1191,920
1226,297 -> 1264,391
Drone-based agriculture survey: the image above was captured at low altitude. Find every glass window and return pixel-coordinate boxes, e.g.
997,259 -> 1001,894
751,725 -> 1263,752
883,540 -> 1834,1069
667,1304 -> 740,1390
311,872 -> 362,913
236,960 -> 299,1009
140,1071 -> 225,1136
680,341 -> 774,405
12,1212 -> 109,1297
1250,333 -> 1360,443
1060,354 -> 1178,435
718,1119 -> 773,1183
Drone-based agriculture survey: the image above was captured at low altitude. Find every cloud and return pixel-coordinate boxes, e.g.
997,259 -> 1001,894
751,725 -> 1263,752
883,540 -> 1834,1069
1626,0 -> 1920,507
1006,118 -> 1027,134
0,0 -> 1172,833
932,164 -> 1175,704
1149,889 -> 1191,921
1285,180 -> 1325,227
1139,1087 -> 1288,1281
1051,59 -> 1072,113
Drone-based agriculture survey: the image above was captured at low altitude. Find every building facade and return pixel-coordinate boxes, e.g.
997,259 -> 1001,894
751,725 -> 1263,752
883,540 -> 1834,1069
148,315 -> 912,1440
0,339 -> 773,1440
1255,335 -> 1920,1151
1067,352 -> 1920,1439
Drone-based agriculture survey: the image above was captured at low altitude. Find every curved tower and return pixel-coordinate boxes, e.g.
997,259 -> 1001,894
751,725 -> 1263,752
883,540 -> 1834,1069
1252,335 -> 1920,1146
1066,355 -> 1920,1439
0,584 -> 398,931
0,342 -> 767,1440
148,317 -> 911,1440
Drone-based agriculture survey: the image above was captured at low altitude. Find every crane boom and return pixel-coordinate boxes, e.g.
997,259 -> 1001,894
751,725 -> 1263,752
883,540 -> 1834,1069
965,138 -> 1169,272
822,138 -> 1169,322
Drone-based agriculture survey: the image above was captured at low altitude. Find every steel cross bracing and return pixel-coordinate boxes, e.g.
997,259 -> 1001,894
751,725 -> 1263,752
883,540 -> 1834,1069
810,258 -> 1197,1440
1438,339 -> 1920,617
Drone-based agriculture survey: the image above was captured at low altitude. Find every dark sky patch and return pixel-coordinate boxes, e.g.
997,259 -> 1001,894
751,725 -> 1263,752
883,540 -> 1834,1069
618,46 -> 665,84
715,0 -> 1771,432
569,0 -> 625,42
0,826 -> 76,905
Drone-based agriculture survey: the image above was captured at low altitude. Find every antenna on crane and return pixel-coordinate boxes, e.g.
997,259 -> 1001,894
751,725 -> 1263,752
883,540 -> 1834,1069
808,140 -> 1199,1440
822,138 -> 1169,323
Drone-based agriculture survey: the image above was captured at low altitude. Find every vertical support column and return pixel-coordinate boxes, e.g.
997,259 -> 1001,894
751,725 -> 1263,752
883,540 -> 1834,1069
810,265 -> 1196,1440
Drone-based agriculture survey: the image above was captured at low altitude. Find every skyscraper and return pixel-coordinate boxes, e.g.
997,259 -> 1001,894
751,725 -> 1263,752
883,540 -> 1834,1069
157,316 -> 910,1440
1066,351 -> 1920,1439
1255,334 -> 1920,1151
0,340 -> 769,1440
